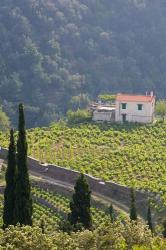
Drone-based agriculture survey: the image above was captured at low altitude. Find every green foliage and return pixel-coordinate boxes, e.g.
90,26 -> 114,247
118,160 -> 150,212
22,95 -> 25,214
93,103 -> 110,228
40,218 -> 45,234
98,94 -> 116,103
156,100 -> 166,121
69,94 -> 90,111
0,107 -> 10,131
1,121 -> 166,210
67,109 -> 92,124
130,188 -> 137,221
0,193 -> 61,234
1,1 -> 166,127
31,185 -> 111,230
0,225 -> 55,250
69,174 -> 92,230
0,186 -> 166,248
3,129 -> 16,228
14,104 -> 32,225
0,220 -> 165,249
0,164 -> 6,182
1,185 -> 114,233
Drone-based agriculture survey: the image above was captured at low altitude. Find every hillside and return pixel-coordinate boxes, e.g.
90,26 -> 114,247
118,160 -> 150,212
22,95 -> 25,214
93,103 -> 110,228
1,0 -> 166,127
0,185 -> 111,233
1,121 -> 166,210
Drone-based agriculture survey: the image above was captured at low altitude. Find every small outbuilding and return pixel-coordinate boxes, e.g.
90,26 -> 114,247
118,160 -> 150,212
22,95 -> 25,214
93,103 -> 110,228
92,106 -> 115,122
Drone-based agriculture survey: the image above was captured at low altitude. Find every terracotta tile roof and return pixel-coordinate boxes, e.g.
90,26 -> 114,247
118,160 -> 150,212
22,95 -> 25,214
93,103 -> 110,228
116,94 -> 155,103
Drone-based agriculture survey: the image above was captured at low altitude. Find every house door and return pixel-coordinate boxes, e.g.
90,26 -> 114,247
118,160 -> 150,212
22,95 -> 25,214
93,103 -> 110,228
122,114 -> 127,122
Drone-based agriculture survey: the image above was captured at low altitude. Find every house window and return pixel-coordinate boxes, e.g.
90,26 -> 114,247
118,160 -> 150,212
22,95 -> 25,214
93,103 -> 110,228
138,104 -> 143,111
122,103 -> 127,109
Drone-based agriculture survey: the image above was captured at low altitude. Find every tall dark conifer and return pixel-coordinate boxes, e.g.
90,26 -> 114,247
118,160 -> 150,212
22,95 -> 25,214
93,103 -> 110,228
109,203 -> 115,223
14,104 -> 32,225
163,219 -> 166,238
3,129 -> 16,228
147,204 -> 153,233
69,174 -> 92,229
130,188 -> 137,221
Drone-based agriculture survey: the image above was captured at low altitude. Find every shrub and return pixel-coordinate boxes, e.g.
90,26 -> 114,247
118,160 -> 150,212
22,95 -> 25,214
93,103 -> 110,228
67,109 -> 92,124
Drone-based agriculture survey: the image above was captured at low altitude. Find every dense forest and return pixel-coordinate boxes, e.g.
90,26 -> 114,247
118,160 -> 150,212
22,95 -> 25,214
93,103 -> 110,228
1,0 -> 166,127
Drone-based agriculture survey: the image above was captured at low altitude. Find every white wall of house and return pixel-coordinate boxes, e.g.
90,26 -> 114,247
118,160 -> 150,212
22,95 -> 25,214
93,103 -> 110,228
115,99 -> 155,123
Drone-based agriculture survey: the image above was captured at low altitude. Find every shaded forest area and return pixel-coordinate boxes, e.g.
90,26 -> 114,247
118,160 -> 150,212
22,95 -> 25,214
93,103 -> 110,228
1,0 -> 166,127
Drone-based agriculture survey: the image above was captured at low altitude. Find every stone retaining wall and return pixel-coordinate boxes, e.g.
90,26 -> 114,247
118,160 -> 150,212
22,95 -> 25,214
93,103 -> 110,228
0,147 -> 149,217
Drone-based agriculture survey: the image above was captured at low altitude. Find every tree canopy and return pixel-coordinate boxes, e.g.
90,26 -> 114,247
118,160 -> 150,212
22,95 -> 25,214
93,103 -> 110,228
156,100 -> 166,121
1,0 -> 166,127
0,107 -> 10,131
0,221 -> 165,249
69,174 -> 92,229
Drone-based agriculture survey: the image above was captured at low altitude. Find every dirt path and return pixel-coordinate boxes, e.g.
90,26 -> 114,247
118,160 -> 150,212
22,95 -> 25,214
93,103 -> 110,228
30,170 -> 130,216
0,156 -> 135,217
0,156 -> 132,218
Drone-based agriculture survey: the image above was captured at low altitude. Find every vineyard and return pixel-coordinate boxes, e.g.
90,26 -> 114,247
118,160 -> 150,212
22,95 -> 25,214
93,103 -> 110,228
0,121 -> 166,208
0,186 -> 111,233
0,185 -> 166,249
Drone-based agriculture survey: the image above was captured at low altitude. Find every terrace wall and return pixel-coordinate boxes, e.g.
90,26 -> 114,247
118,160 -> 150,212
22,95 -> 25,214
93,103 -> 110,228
0,147 -> 149,217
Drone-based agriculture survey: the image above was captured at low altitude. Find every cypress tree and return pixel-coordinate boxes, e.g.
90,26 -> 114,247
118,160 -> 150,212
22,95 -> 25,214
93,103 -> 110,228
14,104 -> 32,225
130,188 -> 137,221
147,204 -> 153,233
162,219 -> 166,238
3,129 -> 16,228
69,173 -> 92,229
109,203 -> 115,223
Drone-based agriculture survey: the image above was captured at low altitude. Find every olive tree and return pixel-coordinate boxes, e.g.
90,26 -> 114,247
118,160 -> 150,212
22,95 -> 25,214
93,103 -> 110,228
156,100 -> 166,121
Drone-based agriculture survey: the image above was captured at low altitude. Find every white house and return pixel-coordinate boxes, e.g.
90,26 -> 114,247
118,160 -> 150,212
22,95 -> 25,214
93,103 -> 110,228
92,106 -> 115,122
115,92 -> 156,123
